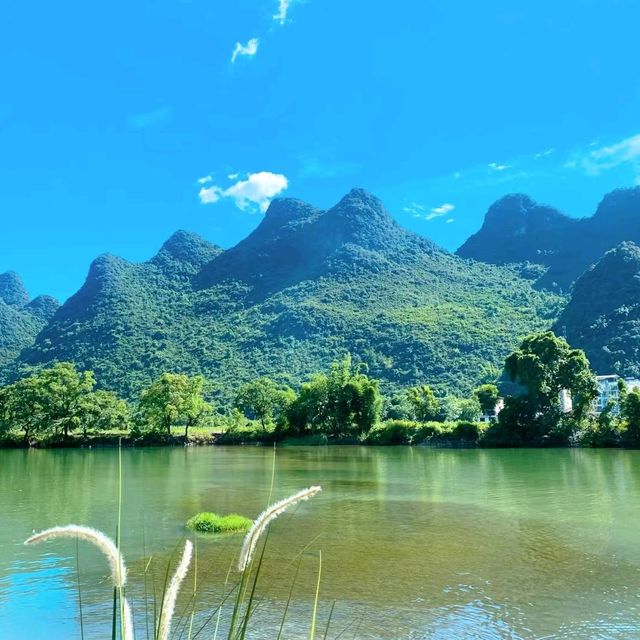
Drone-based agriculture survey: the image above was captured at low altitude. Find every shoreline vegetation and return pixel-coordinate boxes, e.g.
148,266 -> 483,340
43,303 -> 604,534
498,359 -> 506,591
3,330 -> 640,450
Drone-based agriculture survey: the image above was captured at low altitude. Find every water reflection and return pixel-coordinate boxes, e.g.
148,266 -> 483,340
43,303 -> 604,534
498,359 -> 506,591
1,447 -> 640,638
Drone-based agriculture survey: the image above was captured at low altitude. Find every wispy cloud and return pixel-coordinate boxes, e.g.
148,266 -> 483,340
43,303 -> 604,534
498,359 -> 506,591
488,162 -> 511,172
568,133 -> 640,178
198,171 -> 289,212
534,148 -> 555,159
197,175 -> 212,185
231,38 -> 259,63
274,0 -> 300,24
127,106 -> 173,129
445,218 -> 455,224
403,202 -> 455,221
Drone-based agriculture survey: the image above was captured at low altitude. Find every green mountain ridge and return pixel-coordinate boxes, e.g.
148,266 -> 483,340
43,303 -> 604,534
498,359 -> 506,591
0,272 -> 59,365
457,187 -> 640,291
5,189 -> 564,402
555,241 -> 640,377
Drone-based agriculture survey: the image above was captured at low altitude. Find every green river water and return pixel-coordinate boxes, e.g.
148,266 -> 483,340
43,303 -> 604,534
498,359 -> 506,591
1,446 -> 640,639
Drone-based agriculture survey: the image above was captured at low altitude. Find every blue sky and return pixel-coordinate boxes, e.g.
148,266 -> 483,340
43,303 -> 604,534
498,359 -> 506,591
1,0 -> 640,302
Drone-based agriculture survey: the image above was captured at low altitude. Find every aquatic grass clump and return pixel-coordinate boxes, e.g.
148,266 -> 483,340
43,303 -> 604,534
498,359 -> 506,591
185,512 -> 252,534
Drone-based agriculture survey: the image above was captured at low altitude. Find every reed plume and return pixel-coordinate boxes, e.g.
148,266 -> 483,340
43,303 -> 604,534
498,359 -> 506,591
25,524 -> 134,639
157,539 -> 193,640
25,525 -> 127,587
238,486 -> 322,572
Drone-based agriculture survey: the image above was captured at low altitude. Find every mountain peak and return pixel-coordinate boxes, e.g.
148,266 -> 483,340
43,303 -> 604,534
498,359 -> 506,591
0,271 -> 29,307
26,295 -> 60,321
154,230 -> 221,269
263,198 -> 320,225
197,189 -> 419,294
592,187 -> 640,226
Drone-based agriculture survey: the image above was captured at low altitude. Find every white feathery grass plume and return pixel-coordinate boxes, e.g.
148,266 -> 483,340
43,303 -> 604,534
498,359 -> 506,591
25,525 -> 127,587
157,539 -> 194,640
25,525 -> 134,639
123,597 -> 135,640
238,486 -> 322,572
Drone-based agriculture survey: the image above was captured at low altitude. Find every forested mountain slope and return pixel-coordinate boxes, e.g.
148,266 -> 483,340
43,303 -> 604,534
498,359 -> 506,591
9,190 -> 564,401
457,188 -> 640,291
555,242 -> 640,377
0,271 -> 58,366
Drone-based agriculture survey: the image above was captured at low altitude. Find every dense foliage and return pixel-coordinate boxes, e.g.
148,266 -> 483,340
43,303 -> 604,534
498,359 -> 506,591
457,187 -> 640,291
0,272 -> 58,367
3,332 -> 640,450
3,191 -> 564,404
555,242 -> 640,378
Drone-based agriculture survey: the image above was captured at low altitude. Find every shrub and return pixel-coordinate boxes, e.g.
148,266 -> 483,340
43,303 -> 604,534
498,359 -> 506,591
451,421 -> 485,443
365,420 -> 419,445
412,421 -> 450,444
185,512 -> 252,534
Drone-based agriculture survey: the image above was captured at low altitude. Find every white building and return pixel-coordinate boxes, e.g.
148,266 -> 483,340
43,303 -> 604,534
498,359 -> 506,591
479,397 -> 505,423
593,375 -> 640,415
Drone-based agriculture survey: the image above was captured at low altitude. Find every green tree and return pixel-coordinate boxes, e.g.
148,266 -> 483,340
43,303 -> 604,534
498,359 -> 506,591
500,331 -> 598,445
288,355 -> 382,437
81,390 -> 131,439
0,363 -> 100,442
474,384 -> 500,415
0,376 -> 47,443
38,362 -> 96,437
505,331 -> 597,419
407,385 -> 440,422
138,373 -> 212,435
621,388 -> 640,447
457,397 -> 482,422
235,377 -> 293,431
182,376 -> 214,438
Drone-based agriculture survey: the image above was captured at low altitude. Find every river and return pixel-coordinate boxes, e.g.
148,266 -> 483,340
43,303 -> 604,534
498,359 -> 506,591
1,446 -> 640,639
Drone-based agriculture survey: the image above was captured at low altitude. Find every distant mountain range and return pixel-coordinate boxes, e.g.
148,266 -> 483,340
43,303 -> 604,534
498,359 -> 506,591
0,272 -> 58,365
2,186 -> 639,400
554,241 -> 640,378
457,187 -> 640,291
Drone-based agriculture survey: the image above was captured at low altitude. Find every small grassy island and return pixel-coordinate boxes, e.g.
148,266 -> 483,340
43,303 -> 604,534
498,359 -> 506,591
1,331 -> 640,449
186,512 -> 252,534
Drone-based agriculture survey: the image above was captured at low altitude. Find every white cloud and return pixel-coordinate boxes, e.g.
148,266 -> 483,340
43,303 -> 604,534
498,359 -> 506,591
572,134 -> 640,177
488,162 -> 511,172
274,0 -> 299,24
197,175 -> 212,185
534,148 -> 555,159
231,38 -> 259,63
403,202 -> 455,221
198,171 -> 289,212
198,186 -> 222,204
446,218 -> 455,224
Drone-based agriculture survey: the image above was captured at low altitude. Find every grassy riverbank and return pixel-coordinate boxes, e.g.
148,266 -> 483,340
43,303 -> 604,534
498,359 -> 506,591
0,420 -> 488,448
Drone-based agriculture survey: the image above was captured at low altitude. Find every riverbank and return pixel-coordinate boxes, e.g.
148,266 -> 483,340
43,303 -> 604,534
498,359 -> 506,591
0,420 -> 486,449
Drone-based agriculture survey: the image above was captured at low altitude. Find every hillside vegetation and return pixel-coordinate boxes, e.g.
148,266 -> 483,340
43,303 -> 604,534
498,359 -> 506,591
5,190 -> 564,402
457,187 -> 640,291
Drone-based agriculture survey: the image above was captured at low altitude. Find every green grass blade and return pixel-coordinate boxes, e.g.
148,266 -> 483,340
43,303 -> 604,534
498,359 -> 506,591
236,532 -> 269,640
275,553 -> 303,640
322,601 -> 336,640
309,551 -> 322,640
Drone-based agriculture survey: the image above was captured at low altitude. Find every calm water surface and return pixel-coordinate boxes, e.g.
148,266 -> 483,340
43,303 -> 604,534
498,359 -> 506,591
1,446 -> 640,639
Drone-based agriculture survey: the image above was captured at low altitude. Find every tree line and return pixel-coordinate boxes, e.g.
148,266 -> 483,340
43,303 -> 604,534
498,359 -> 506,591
2,331 -> 640,447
